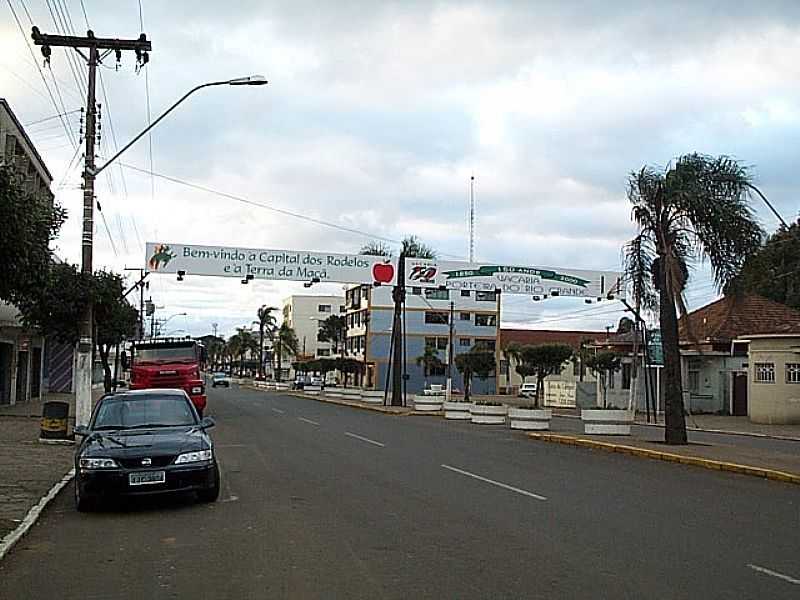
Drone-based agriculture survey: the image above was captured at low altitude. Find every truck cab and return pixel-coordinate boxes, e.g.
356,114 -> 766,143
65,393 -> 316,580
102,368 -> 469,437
127,338 -> 208,416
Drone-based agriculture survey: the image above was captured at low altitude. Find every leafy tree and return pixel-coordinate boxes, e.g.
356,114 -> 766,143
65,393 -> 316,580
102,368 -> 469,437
617,317 -> 635,334
0,166 -> 66,305
624,154 -> 763,444
515,344 -> 574,408
454,350 -> 495,402
737,219 -> 800,310
275,323 -> 299,382
501,341 -> 522,391
93,271 -> 138,392
198,334 -> 225,370
586,351 -> 622,408
317,314 -> 346,355
255,305 -> 278,378
415,344 -> 444,378
359,241 -> 393,256
226,328 -> 257,375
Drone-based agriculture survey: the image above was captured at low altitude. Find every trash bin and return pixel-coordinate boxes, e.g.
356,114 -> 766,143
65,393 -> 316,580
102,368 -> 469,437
40,401 -> 70,439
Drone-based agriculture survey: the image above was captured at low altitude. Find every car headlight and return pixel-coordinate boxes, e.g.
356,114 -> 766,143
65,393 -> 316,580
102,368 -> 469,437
174,449 -> 213,464
191,386 -> 203,395
79,457 -> 119,469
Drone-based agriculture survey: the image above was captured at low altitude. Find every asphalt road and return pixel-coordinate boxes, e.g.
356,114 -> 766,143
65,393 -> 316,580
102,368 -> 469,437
1,385 -> 798,599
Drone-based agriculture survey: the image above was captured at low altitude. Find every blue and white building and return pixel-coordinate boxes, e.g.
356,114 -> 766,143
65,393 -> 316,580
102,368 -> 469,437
344,284 -> 500,395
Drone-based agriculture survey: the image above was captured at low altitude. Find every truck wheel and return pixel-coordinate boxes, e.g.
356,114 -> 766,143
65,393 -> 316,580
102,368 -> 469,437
198,465 -> 220,503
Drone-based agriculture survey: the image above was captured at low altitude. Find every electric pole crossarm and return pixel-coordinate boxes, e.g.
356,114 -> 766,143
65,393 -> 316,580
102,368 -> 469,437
31,28 -> 152,52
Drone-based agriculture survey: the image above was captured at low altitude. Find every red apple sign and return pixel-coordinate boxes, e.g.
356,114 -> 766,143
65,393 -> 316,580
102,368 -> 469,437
372,262 -> 395,284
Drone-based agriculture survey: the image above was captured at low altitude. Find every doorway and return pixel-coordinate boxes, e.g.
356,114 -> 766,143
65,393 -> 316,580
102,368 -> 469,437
732,372 -> 748,416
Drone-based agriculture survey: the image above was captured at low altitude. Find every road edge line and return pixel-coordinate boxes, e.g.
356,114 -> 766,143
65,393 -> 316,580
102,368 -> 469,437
527,433 -> 800,485
0,467 -> 75,563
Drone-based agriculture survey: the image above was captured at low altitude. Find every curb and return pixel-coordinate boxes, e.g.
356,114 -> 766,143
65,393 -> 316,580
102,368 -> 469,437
550,413 -> 800,443
0,468 -> 75,563
527,433 -> 800,485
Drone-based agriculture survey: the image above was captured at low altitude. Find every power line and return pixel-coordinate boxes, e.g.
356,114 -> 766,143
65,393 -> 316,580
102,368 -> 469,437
6,0 -> 75,149
23,107 -> 81,126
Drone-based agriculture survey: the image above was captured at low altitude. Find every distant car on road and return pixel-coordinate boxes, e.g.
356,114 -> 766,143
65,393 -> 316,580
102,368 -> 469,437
292,375 -> 311,390
72,389 -> 220,511
518,383 -> 537,398
211,372 -> 231,388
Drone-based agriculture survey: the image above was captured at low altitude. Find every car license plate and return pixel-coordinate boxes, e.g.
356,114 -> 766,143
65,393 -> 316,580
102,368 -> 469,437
129,471 -> 166,486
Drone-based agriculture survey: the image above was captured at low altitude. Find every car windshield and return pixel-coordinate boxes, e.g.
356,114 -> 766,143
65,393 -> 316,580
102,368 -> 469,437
92,395 -> 197,430
134,345 -> 197,363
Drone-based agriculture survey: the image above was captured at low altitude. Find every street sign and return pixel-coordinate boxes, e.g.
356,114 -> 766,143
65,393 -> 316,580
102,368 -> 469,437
405,258 -> 622,298
145,242 -> 397,285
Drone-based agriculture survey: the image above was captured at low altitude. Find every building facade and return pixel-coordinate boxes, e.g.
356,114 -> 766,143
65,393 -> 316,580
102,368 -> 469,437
344,284 -> 500,395
282,294 -> 346,361
0,99 -> 54,405
746,334 -> 800,424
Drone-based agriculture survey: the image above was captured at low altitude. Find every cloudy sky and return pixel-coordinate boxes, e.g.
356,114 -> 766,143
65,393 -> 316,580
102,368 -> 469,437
3,0 -> 798,337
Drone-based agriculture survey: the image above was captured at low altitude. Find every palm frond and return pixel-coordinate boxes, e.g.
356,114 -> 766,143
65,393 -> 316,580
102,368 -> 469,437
623,233 -> 657,310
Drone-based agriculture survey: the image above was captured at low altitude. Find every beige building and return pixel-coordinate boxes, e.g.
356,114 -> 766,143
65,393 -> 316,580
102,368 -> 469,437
744,334 -> 800,424
0,99 -> 54,405
282,294 -> 346,360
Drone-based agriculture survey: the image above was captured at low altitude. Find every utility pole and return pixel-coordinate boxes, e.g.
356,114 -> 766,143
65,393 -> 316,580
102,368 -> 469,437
389,253 -> 406,406
124,268 -> 149,340
31,27 -> 152,428
446,300 -> 454,402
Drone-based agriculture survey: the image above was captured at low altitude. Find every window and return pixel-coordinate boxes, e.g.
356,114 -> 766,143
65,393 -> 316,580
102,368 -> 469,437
609,370 -> 615,389
318,304 -> 331,313
437,338 -> 448,350
474,339 -> 496,352
688,370 -> 699,393
425,337 -> 437,349
787,363 -> 800,384
317,348 -> 331,357
622,363 -> 632,390
459,338 -> 471,347
339,305 -> 346,313
476,291 -> 497,302
460,290 -> 471,297
425,311 -> 449,324
754,362 -> 775,383
460,312 -> 471,321
425,288 -> 449,300
475,314 -> 497,327
412,287 -> 422,295
427,363 -> 446,377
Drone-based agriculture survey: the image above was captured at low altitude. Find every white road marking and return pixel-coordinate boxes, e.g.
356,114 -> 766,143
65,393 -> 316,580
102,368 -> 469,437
298,417 -> 319,426
344,432 -> 385,447
747,564 -> 800,585
271,408 -> 285,414
440,464 -> 547,501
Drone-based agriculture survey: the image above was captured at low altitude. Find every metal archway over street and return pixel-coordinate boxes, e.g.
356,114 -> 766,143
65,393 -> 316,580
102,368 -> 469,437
145,242 -> 622,297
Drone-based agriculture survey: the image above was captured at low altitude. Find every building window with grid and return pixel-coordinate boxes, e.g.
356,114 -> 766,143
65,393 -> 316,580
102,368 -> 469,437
460,312 -> 471,321
425,311 -> 449,324
622,363 -> 632,390
318,304 -> 331,313
786,363 -> 800,384
460,290 -> 471,297
474,314 -> 496,327
459,338 -> 471,347
754,362 -> 775,383
425,288 -> 449,300
688,370 -> 700,393
476,291 -> 497,302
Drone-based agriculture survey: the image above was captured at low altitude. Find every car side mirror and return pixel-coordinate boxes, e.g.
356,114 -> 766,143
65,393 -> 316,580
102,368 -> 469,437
200,416 -> 215,429
73,425 -> 90,437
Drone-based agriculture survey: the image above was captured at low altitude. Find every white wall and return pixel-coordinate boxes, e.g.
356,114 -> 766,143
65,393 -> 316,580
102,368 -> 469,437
283,294 -> 345,358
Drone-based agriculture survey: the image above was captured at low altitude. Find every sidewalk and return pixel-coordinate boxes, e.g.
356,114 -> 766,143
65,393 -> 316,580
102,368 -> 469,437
0,389 -> 103,552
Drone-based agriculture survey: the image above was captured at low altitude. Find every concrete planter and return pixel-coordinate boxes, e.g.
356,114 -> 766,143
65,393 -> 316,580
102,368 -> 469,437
508,407 -> 552,430
325,389 -> 345,399
304,385 -> 322,396
340,388 -> 362,401
443,401 -> 472,420
414,395 -> 444,412
275,382 -> 290,392
361,390 -> 384,405
581,409 -> 634,435
265,381 -> 277,391
470,403 -> 508,425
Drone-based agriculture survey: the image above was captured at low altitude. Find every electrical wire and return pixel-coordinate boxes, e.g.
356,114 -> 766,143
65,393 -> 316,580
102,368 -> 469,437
23,107 -> 81,126
7,0 -> 75,150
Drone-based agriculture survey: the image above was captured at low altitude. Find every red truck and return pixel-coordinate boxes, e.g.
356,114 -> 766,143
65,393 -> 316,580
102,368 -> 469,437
127,338 -> 208,416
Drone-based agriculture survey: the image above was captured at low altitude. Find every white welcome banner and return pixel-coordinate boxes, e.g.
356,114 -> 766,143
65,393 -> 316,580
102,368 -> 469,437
405,259 -> 622,298
145,242 -> 397,285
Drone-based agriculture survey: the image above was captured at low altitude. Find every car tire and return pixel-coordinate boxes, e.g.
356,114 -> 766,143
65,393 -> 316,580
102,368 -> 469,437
74,481 -> 96,512
197,464 -> 220,503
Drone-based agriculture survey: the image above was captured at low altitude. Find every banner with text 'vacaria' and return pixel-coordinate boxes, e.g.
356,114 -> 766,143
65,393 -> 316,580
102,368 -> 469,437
145,242 -> 397,285
405,258 -> 623,298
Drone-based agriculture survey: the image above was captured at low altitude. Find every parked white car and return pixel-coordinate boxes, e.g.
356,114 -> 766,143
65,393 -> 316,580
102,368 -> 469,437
518,383 -> 537,398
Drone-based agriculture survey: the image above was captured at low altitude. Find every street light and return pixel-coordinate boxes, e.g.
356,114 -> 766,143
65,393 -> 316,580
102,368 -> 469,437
91,74 -> 268,177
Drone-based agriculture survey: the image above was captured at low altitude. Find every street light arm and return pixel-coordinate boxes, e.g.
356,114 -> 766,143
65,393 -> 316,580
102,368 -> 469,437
747,183 -> 788,228
91,80 -> 240,177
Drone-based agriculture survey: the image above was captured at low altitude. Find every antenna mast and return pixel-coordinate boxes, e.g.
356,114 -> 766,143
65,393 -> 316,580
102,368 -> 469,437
469,175 -> 475,262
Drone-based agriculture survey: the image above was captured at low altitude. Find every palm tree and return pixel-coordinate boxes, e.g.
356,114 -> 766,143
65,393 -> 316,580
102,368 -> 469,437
255,305 -> 278,379
359,241 -> 393,256
624,153 -> 763,444
415,344 -> 444,380
358,235 -> 437,259
317,314 -> 346,355
275,323 -> 299,382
